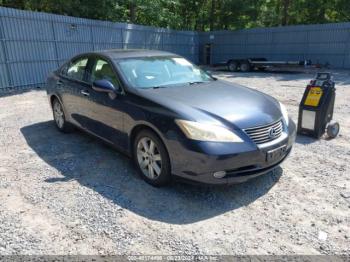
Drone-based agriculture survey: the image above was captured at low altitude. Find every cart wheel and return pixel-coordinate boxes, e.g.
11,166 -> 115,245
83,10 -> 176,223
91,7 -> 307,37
326,121 -> 340,139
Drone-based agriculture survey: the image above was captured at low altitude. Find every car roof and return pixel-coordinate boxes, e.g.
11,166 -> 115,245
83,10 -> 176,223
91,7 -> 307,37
91,49 -> 178,59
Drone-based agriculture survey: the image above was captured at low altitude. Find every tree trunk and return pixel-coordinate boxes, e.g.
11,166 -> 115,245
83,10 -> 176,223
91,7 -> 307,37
129,1 -> 137,23
210,0 -> 215,31
281,0 -> 290,26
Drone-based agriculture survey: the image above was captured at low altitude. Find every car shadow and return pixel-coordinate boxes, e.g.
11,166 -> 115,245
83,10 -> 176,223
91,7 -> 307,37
20,121 -> 283,224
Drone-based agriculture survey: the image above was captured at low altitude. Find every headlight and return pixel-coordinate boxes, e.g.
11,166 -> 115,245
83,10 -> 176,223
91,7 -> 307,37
175,119 -> 243,142
279,102 -> 289,126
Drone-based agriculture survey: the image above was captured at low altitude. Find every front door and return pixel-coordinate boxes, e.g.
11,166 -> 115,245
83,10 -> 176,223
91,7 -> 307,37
83,56 -> 126,149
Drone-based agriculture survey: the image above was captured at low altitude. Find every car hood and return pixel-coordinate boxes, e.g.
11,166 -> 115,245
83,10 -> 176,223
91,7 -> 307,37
137,80 -> 282,129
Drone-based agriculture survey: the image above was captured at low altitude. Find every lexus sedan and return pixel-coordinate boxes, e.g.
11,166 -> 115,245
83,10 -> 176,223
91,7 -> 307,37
46,49 -> 296,186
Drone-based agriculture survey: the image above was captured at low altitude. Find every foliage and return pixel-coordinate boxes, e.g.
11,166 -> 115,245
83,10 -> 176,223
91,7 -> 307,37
0,0 -> 349,31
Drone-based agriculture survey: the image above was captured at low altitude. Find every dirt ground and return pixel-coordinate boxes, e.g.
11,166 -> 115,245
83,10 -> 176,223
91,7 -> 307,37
0,69 -> 349,255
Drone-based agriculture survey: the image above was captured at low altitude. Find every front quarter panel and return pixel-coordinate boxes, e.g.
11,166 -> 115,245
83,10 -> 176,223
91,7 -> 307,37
123,91 -> 180,152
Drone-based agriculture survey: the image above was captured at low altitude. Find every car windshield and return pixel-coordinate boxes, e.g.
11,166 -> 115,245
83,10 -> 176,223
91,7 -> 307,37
116,56 -> 213,89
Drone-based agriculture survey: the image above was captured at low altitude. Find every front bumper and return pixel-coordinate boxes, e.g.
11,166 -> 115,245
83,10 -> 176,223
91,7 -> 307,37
166,118 -> 296,185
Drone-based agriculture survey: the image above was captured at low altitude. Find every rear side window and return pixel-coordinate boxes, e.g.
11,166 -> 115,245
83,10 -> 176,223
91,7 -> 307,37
64,57 -> 88,81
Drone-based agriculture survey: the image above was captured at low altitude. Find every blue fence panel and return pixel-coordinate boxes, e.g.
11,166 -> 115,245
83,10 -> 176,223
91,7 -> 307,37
144,31 -> 162,46
0,7 -> 199,90
56,42 -> 93,60
123,29 -> 146,45
9,61 -> 57,87
53,22 -> 91,42
91,26 -> 123,44
200,22 -> 350,68
6,40 -> 56,62
1,17 -> 54,40
93,43 -> 123,51
0,64 -> 9,88
1,5 -> 350,91
0,41 -> 5,63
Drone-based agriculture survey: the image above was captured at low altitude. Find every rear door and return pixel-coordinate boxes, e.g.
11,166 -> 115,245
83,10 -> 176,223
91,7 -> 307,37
59,55 -> 93,129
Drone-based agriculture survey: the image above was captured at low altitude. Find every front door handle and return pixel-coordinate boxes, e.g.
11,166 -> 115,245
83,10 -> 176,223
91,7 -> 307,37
81,90 -> 90,96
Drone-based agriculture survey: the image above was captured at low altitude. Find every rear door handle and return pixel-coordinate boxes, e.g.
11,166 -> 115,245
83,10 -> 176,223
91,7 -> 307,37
81,90 -> 90,96
56,80 -> 63,86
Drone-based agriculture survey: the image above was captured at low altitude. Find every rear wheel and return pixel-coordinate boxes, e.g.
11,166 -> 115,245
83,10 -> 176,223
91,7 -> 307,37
52,98 -> 73,133
240,61 -> 251,72
134,130 -> 171,186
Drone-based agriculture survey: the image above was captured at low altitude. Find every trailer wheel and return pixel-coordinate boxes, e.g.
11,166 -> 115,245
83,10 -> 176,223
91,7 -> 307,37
240,61 -> 251,72
326,121 -> 340,139
227,61 -> 238,72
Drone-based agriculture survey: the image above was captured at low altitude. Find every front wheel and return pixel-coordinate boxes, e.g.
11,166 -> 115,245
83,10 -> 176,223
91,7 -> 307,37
134,130 -> 171,186
227,61 -> 238,72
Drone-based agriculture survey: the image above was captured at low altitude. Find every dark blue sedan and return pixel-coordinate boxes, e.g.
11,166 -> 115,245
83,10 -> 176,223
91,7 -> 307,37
46,49 -> 296,186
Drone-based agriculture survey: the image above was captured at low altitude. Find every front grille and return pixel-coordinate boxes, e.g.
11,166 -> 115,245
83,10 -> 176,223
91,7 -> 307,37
244,120 -> 283,145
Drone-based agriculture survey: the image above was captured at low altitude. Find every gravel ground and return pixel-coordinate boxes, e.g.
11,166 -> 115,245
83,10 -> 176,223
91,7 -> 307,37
0,69 -> 349,255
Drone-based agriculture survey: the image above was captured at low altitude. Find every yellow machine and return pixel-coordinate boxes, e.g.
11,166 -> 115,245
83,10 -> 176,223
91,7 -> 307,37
297,72 -> 339,139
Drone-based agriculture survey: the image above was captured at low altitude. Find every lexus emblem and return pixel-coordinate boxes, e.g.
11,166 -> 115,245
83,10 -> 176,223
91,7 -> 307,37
268,127 -> 278,138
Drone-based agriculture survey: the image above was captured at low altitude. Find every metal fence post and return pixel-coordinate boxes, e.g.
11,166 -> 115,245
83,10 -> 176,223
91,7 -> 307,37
0,16 -> 13,89
161,30 -> 164,51
121,28 -> 125,49
51,20 -> 60,67
305,30 -> 310,62
90,24 -> 95,51
342,28 -> 350,68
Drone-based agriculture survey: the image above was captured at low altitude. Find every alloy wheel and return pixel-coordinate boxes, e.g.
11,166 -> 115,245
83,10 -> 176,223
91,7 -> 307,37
136,137 -> 162,179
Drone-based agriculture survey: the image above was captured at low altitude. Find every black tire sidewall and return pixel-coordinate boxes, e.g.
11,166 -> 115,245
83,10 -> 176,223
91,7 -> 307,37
228,61 -> 238,72
133,130 -> 171,186
240,62 -> 251,72
52,99 -> 71,133
327,122 -> 340,138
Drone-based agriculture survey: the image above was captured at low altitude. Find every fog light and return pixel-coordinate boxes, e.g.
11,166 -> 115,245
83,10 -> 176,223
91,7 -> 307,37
213,171 -> 226,178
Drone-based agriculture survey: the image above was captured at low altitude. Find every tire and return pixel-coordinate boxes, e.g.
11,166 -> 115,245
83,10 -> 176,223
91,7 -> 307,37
52,98 -> 73,133
133,129 -> 171,186
240,61 -> 251,72
227,61 -> 239,72
326,121 -> 340,139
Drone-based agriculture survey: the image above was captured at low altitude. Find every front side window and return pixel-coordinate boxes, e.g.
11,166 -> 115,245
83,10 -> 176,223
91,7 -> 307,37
116,56 -> 213,89
65,57 -> 88,81
91,59 -> 119,87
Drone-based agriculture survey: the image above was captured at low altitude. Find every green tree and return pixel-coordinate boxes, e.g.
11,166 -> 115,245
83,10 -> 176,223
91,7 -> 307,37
1,0 -> 350,31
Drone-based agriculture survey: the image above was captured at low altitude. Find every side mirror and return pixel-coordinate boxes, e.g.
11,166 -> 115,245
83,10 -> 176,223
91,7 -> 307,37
92,79 -> 116,93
